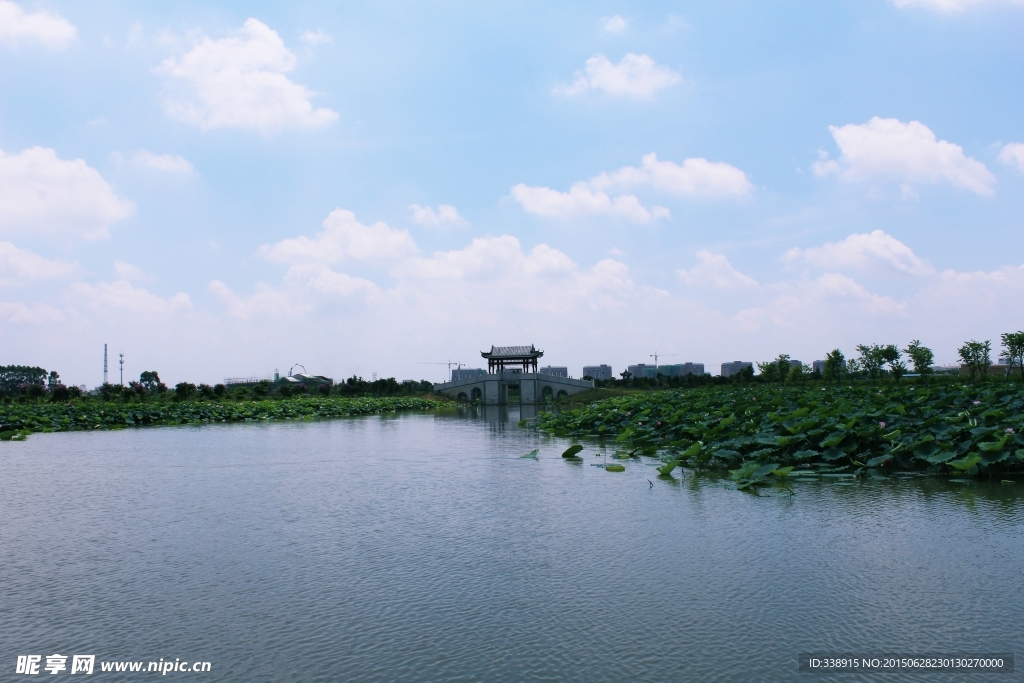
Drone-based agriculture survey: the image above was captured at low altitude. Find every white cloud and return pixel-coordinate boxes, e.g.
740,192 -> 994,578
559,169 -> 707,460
258,209 -> 418,265
892,0 -> 1024,12
603,15 -> 628,32
0,147 -> 134,240
208,263 -> 378,319
0,241 -> 77,284
66,280 -> 191,314
128,150 -> 194,174
813,117 -> 995,196
591,153 -> 753,198
512,153 -> 749,221
0,300 -> 64,323
113,260 -> 152,282
156,18 -> 338,133
0,0 -> 75,49
998,142 -> 1024,172
208,279 -> 300,319
300,29 -> 332,46
510,182 -> 669,223
555,53 -> 681,97
408,204 -> 467,228
783,230 -> 934,276
678,251 -> 759,289
284,263 -> 379,297
396,235 -> 649,315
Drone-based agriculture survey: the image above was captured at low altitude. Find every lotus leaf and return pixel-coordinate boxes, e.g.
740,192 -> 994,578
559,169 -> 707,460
561,444 -> 584,458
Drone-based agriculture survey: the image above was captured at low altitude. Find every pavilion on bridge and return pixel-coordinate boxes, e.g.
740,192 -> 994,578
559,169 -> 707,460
480,345 -> 543,374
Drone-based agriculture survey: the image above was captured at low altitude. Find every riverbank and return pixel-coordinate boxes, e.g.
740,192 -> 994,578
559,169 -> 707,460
535,383 -> 1024,486
0,395 -> 451,436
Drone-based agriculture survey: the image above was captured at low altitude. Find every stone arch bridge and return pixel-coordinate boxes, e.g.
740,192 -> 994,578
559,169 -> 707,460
433,372 -> 594,405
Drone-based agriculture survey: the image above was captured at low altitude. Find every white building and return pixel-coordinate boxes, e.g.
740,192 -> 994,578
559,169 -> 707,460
582,364 -> 614,381
539,366 -> 568,377
451,368 -> 487,381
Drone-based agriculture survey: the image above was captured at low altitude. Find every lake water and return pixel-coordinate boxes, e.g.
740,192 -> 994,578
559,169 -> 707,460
2,407 -> 1022,682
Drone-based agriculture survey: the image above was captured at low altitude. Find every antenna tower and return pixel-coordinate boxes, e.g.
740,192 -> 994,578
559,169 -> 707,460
103,344 -> 108,385
119,352 -> 125,386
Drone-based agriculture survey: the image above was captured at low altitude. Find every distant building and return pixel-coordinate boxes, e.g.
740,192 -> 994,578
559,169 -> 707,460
539,366 -> 568,377
628,363 -> 703,379
812,359 -> 846,374
721,361 -> 753,378
282,372 -> 333,388
789,360 -> 802,368
627,364 -> 655,379
582,364 -> 614,381
959,363 -> 1021,377
659,363 -> 705,377
452,368 -> 487,381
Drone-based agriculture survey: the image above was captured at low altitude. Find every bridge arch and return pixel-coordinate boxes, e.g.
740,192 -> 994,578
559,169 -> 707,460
541,385 -> 554,402
471,387 -> 482,403
456,391 -> 469,402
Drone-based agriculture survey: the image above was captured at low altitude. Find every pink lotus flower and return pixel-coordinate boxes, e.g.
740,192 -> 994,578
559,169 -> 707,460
1006,428 -> 1015,434
879,421 -> 886,428
973,400 -> 982,405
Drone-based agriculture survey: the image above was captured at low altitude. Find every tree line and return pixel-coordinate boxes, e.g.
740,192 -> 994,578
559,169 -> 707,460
0,368 -> 436,403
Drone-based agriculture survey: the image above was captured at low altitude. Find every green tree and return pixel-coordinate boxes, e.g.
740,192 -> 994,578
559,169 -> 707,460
878,344 -> 903,382
756,361 -> 778,386
904,340 -> 934,382
958,339 -> 991,382
775,354 -> 792,387
855,344 -> 886,381
47,370 -> 60,388
174,382 -> 197,400
139,371 -> 166,393
823,349 -> 845,385
1000,331 -> 1024,381
788,363 -> 811,385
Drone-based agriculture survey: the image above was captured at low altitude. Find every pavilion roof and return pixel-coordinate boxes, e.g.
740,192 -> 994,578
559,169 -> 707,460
481,345 -> 543,358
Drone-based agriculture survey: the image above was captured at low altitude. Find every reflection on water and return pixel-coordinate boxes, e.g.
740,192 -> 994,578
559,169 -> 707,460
1,412 -> 1022,683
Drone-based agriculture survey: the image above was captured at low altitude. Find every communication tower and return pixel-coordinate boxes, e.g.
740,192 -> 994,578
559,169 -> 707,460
103,344 -> 108,385
119,352 -> 125,386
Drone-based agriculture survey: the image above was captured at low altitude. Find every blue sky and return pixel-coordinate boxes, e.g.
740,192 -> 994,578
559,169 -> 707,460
2,0 -> 1023,386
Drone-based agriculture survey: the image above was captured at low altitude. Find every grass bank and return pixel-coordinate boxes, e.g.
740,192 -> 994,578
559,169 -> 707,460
534,383 -> 1024,488
0,395 -> 451,437
554,387 -> 643,405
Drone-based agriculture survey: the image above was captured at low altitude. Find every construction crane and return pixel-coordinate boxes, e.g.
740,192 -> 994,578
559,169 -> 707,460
650,352 -> 678,384
418,360 -> 464,382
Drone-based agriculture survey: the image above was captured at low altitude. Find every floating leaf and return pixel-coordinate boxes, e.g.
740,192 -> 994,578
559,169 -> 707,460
866,455 -> 891,468
656,461 -> 679,476
561,444 -> 584,458
752,463 -> 781,478
977,436 -> 1009,452
821,448 -> 847,462
521,449 -> 538,459
948,454 -> 981,471
713,449 -> 742,462
771,466 -> 794,477
925,450 -> 957,465
605,464 -> 625,472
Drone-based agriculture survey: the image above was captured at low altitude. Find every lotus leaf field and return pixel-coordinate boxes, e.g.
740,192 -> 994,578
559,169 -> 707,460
0,396 -> 449,439
535,384 -> 1024,489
